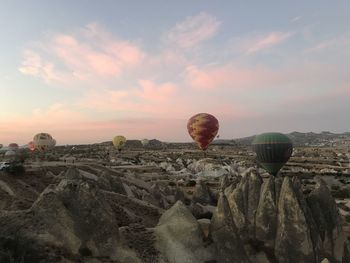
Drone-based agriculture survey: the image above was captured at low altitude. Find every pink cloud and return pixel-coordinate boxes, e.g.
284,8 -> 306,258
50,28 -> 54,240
137,80 -> 176,101
19,23 -> 145,83
18,50 -> 64,83
245,31 -> 294,54
77,79 -> 181,115
166,12 -> 221,48
185,65 -> 277,90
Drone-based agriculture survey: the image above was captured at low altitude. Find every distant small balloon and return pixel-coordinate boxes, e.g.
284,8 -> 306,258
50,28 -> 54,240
187,113 -> 219,151
5,150 -> 16,157
141,139 -> 149,147
33,133 -> 54,152
112,136 -> 126,151
8,143 -> 19,151
51,139 -> 57,148
28,141 -> 35,151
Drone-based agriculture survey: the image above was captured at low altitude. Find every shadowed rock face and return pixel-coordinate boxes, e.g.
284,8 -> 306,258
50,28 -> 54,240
155,201 -> 216,263
0,167 -> 142,262
343,241 -> 350,263
192,180 -> 212,205
275,177 -> 316,263
97,170 -> 126,195
307,177 -> 345,262
227,184 -> 247,239
255,176 -> 277,250
210,192 -> 251,263
34,176 -> 121,259
225,171 -> 347,263
226,170 -> 262,241
220,174 -> 230,190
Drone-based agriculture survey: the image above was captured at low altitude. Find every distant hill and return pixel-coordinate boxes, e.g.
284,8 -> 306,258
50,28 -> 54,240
233,131 -> 350,147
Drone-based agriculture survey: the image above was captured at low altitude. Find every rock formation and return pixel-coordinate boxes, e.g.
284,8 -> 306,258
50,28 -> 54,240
154,201 -> 215,263
210,191 -> 251,263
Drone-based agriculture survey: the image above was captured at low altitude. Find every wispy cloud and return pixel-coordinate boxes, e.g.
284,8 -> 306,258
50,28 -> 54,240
306,34 -> 350,52
166,12 -> 221,48
18,50 -> 63,83
291,16 -> 301,23
77,79 -> 181,116
185,65 -> 277,90
19,23 -> 145,84
245,31 -> 294,54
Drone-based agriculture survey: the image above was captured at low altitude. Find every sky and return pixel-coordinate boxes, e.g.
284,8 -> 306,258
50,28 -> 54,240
1,1 -> 350,145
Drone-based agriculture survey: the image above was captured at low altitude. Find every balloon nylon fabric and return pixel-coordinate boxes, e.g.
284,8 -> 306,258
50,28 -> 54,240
187,113 -> 219,151
252,133 -> 293,176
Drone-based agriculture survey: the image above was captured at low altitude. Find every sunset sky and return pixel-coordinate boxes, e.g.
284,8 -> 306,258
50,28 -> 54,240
1,1 -> 350,145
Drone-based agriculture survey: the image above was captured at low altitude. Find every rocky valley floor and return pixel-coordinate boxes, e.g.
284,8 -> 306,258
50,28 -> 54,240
0,145 -> 350,262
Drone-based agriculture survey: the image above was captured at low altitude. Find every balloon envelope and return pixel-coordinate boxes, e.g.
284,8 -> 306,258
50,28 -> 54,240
112,136 -> 126,151
187,113 -> 219,151
51,139 -> 56,148
8,143 -> 19,151
5,150 -> 16,157
33,133 -> 54,152
252,132 -> 293,176
141,139 -> 149,147
28,141 -> 35,151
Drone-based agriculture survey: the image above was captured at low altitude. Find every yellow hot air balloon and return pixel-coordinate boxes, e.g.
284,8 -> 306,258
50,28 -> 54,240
112,136 -> 126,152
50,139 -> 57,148
33,133 -> 54,152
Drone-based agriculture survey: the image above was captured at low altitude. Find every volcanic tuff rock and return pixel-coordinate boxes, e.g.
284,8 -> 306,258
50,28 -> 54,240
192,179 -> 212,205
210,192 -> 251,263
220,174 -> 230,190
97,170 -> 126,195
154,201 -> 216,263
255,176 -> 278,250
224,171 -> 348,263
307,177 -> 345,262
226,170 -> 262,240
275,177 -> 316,263
0,167 -> 140,262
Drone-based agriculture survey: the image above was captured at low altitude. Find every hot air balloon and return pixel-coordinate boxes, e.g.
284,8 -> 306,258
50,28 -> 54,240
4,150 -> 16,157
28,141 -> 35,151
50,139 -> 57,148
33,133 -> 54,152
141,139 -> 149,147
8,143 -> 19,151
112,136 -> 126,152
252,132 -> 293,176
187,113 -> 219,151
